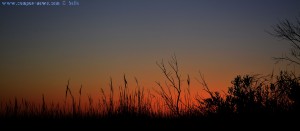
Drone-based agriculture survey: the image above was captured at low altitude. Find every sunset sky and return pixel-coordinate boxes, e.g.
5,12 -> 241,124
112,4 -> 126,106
1,0 -> 300,102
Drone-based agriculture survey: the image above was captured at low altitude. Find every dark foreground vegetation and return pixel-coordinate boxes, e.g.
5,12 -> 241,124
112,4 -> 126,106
1,63 -> 299,129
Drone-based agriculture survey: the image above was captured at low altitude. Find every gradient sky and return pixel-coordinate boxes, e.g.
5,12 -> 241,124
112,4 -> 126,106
1,0 -> 300,102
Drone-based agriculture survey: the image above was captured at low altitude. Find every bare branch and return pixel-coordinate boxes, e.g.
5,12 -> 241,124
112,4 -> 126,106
270,16 -> 300,66
155,54 -> 183,116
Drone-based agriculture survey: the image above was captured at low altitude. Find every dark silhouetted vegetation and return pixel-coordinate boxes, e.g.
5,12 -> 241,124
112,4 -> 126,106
1,56 -> 299,129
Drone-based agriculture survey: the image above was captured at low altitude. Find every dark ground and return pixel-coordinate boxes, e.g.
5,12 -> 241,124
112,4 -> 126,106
1,114 -> 299,130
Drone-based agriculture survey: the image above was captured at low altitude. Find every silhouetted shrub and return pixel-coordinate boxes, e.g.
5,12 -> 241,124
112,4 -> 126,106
202,71 -> 300,118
